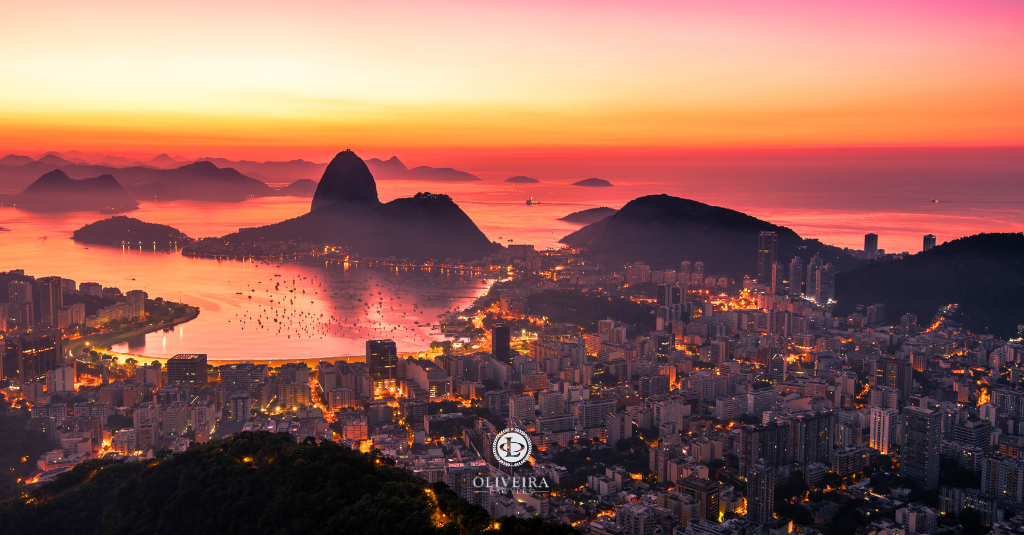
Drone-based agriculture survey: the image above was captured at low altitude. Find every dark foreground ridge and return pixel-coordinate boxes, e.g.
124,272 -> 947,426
0,170 -> 139,213
221,150 -> 498,260
561,194 -> 857,279
72,216 -> 192,250
835,232 -> 1024,338
0,432 -> 578,535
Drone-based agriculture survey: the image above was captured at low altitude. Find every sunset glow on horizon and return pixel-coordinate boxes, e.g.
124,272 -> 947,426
2,0 -> 1024,160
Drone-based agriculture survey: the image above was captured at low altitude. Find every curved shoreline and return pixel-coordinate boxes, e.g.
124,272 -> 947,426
66,305 -> 201,361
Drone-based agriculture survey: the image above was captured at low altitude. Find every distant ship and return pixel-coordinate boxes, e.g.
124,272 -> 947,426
526,197 -> 541,205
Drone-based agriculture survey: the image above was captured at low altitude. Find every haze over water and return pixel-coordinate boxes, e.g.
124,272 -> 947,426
1,147 -> 1022,360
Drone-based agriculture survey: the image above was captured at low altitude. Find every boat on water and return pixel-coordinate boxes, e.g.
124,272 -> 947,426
526,197 -> 541,205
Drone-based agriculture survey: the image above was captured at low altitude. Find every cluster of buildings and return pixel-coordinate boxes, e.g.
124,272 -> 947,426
5,227 -> 1024,535
1,270 -> 147,332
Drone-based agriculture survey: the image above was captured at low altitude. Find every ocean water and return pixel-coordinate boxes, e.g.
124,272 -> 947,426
1,147 -> 1022,360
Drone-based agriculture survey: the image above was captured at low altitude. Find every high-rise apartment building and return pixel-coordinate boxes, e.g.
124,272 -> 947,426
2,329 -> 63,386
756,231 -> 778,283
788,257 -> 803,297
900,406 -> 941,489
367,339 -> 398,387
869,407 -> 899,455
805,255 -> 823,300
865,233 -> 879,256
38,276 -> 63,329
815,263 -> 836,303
678,475 -> 720,521
923,234 -> 936,252
491,324 -> 511,364
746,460 -> 775,525
166,353 -> 208,386
126,290 -> 147,320
771,262 -> 785,295
867,357 -> 914,406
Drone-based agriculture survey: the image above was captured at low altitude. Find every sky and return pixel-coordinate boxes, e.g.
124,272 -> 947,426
1,0 -> 1023,160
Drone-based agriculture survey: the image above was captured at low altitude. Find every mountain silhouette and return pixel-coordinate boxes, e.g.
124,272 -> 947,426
505,176 -> 540,183
145,153 -> 182,168
561,194 -> 857,279
366,156 -> 482,181
0,155 -> 35,166
311,150 -> 379,210
195,157 -> 327,181
278,179 -> 318,197
2,169 -> 138,213
559,207 -> 617,224
217,150 -> 497,260
73,216 -> 192,249
834,232 -> 1024,338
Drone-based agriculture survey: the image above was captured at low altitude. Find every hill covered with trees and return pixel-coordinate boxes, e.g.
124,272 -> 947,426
0,432 -> 577,535
834,232 -> 1024,338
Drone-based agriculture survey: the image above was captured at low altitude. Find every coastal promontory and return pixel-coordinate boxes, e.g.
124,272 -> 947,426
73,216 -> 192,250
216,150 -> 498,260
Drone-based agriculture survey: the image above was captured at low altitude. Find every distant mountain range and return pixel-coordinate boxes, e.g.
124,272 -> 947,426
0,170 -> 138,213
834,233 -> 1024,338
560,194 -> 859,280
73,216 -> 192,249
0,160 -> 280,203
217,150 -> 497,260
365,156 -> 482,181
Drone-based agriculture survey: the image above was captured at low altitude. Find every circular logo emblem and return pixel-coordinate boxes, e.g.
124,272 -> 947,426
492,428 -> 533,467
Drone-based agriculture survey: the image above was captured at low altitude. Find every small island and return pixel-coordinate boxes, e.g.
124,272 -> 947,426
559,206 -> 618,224
278,178 -> 318,196
571,177 -> 613,187
73,216 -> 193,250
505,175 -> 540,183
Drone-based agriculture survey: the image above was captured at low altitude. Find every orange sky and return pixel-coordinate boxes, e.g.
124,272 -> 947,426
2,0 -> 1023,160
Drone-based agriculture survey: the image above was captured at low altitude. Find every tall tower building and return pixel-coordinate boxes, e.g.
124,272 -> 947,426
788,257 -> 803,298
805,255 -> 823,300
37,276 -> 63,329
746,460 -> 775,525
900,406 -> 941,489
693,261 -> 705,283
491,323 -> 511,364
771,262 -> 785,295
923,234 -> 936,252
366,339 -> 398,388
815,263 -> 836,303
756,231 -> 778,283
865,233 -> 879,257
7,280 -> 32,321
679,261 -> 692,284
869,407 -> 899,455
